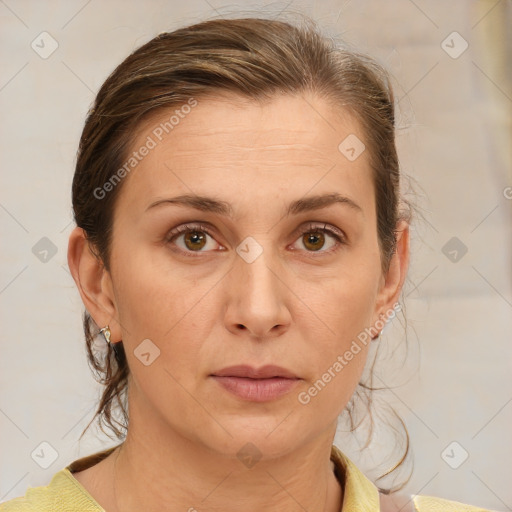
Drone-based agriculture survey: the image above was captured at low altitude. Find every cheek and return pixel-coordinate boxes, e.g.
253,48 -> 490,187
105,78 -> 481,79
297,266 -> 378,408
310,261 -> 379,346
111,255 -> 213,414
110,244 -> 214,354
296,342 -> 370,426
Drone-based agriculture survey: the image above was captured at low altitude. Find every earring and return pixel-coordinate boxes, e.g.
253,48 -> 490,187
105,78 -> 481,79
99,325 -> 123,363
99,325 -> 111,345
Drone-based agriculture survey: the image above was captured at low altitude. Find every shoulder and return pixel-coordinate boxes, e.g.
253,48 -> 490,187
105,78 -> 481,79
0,445 -> 119,512
412,494 -> 499,512
0,469 -> 103,512
331,445 -> 496,512
379,492 -> 498,512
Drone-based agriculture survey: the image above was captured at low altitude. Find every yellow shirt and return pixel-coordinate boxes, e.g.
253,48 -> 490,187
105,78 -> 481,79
0,445 -> 495,511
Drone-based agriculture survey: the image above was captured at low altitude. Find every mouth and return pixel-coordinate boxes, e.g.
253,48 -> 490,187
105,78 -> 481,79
212,364 -> 299,379
210,365 -> 301,402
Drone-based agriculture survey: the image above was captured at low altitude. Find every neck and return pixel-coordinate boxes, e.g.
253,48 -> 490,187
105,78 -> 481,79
112,421 -> 343,512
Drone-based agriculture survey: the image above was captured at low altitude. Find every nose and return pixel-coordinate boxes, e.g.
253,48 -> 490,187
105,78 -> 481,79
223,245 -> 291,340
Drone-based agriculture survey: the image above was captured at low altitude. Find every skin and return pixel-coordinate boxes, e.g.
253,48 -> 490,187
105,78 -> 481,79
67,91 -> 409,512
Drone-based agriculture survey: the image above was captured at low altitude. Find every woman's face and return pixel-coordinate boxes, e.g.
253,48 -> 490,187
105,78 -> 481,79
86,92 -> 407,459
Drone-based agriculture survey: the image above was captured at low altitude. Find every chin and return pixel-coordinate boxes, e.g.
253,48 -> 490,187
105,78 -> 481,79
197,414 -> 316,463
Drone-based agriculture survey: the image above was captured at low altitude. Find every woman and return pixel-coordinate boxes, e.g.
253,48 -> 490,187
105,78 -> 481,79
0,16 -> 496,512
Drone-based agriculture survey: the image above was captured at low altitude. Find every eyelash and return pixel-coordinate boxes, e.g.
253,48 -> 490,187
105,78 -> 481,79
165,222 -> 346,258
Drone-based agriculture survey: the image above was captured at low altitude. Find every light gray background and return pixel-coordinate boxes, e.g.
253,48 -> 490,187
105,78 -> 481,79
1,1 -> 511,510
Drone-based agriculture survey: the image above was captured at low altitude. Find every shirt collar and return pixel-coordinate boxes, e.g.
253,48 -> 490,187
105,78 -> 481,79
64,444 -> 380,512
331,445 -> 380,512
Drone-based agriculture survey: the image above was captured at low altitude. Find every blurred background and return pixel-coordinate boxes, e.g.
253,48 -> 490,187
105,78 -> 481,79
0,0 -> 511,510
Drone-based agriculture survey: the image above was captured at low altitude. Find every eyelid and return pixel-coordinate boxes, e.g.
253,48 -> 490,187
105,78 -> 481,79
295,222 -> 346,243
165,222 -> 219,244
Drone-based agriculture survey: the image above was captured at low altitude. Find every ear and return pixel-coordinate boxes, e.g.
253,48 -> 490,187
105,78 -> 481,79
67,226 -> 121,342
372,220 -> 410,330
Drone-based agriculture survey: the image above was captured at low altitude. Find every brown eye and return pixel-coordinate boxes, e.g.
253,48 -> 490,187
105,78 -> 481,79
302,231 -> 326,251
166,223 -> 222,256
292,223 -> 345,254
183,230 -> 207,251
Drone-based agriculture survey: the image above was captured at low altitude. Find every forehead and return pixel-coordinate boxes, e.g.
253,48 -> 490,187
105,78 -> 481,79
114,92 -> 374,221
136,92 -> 357,155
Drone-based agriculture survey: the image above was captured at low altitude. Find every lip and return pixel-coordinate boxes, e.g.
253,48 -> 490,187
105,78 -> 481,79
212,364 -> 299,379
210,365 -> 301,402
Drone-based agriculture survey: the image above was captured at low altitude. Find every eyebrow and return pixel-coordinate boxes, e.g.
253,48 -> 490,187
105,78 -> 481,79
145,192 -> 363,217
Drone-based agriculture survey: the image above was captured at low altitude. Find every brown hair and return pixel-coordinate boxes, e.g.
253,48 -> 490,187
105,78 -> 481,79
73,15 -> 412,492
